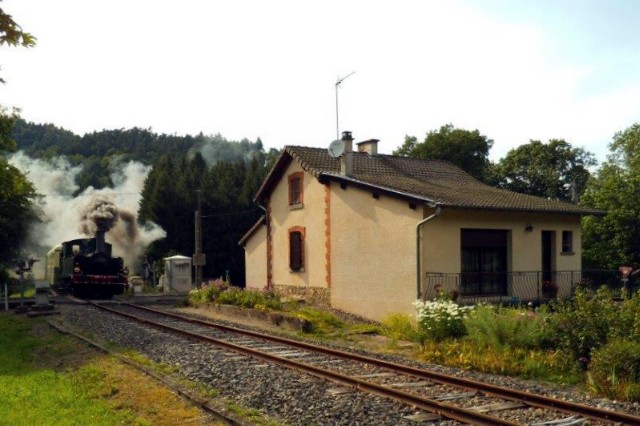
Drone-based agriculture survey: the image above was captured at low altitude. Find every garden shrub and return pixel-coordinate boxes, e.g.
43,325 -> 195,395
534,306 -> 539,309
188,279 -> 230,304
464,304 -> 553,350
189,283 -> 282,311
414,297 -> 469,342
589,339 -> 640,401
609,289 -> 640,341
547,287 -> 618,361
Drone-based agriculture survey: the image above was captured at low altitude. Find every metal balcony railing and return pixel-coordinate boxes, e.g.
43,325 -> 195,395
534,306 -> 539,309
420,270 -> 638,305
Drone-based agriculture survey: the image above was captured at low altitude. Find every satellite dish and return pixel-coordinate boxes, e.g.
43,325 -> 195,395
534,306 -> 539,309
328,139 -> 345,158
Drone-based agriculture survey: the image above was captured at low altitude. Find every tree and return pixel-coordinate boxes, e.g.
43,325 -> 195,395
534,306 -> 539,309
0,4 -> 38,267
581,124 -> 640,269
0,108 -> 38,267
496,139 -> 596,202
1,3 -> 36,83
394,124 -> 494,181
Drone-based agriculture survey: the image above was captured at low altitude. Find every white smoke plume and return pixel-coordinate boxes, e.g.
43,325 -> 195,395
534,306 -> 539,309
8,152 -> 166,277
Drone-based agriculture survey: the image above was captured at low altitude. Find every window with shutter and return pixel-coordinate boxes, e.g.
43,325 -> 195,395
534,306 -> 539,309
289,228 -> 304,271
288,172 -> 304,207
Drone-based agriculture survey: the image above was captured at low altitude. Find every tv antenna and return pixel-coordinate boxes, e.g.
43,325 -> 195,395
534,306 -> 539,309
335,71 -> 355,140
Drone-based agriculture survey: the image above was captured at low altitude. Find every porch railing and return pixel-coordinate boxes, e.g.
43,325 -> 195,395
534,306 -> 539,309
420,270 -> 637,305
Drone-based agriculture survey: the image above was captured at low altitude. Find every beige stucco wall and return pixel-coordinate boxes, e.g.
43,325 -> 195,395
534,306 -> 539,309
244,225 -> 267,290
243,155 -> 586,320
330,182 -> 423,320
422,209 -> 582,301
269,161 -> 328,289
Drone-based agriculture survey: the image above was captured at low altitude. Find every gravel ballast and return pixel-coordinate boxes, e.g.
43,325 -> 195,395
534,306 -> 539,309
55,304 -> 640,425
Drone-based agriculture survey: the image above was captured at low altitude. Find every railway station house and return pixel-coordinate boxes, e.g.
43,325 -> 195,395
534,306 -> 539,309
239,132 -> 603,321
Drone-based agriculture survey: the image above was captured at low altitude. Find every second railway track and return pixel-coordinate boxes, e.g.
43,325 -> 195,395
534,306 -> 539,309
71,299 -> 640,426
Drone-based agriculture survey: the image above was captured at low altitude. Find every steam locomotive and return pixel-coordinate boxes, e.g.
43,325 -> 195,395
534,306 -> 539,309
46,232 -> 128,298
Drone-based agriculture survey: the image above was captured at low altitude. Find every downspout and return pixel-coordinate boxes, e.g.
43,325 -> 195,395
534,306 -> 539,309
416,205 -> 442,300
257,200 -> 271,289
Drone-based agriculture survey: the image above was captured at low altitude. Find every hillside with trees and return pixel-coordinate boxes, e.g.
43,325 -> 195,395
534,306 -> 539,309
10,115 -> 640,281
10,119 -> 277,285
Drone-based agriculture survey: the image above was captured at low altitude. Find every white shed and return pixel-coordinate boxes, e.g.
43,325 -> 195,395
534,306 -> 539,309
162,255 -> 193,293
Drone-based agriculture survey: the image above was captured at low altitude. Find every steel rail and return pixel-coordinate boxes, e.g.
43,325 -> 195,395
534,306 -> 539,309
123,302 -> 640,426
92,302 -> 519,425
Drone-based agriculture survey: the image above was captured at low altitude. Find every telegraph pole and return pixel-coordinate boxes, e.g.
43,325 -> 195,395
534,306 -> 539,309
193,189 -> 205,288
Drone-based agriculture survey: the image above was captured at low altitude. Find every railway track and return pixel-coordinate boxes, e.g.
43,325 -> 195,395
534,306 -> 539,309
82,300 -> 640,425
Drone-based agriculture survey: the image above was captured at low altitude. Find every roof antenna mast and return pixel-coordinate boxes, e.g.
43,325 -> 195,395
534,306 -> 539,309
335,71 -> 355,140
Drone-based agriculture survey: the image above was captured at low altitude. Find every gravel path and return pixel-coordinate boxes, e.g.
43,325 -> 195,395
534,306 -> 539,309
55,304 -> 640,425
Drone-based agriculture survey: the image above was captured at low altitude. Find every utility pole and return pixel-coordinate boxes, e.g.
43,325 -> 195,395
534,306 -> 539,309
335,71 -> 355,140
193,189 -> 205,288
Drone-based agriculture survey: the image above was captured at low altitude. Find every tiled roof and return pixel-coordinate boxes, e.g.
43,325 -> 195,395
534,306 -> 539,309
281,146 -> 603,215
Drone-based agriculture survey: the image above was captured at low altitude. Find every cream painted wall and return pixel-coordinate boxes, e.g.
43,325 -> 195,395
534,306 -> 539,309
422,209 -> 582,300
243,155 -> 586,321
330,182 -> 423,320
244,225 -> 267,290
269,161 -> 328,288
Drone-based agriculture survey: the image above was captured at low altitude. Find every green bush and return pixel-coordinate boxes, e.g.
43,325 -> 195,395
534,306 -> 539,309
211,286 -> 282,310
589,339 -> 640,401
610,289 -> 640,341
464,304 -> 553,350
547,287 -> 618,361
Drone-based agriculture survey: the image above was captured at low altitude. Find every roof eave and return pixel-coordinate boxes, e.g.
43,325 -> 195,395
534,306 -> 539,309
320,173 -> 604,216
252,148 -> 291,204
440,204 -> 606,216
238,215 -> 266,246
319,173 -> 439,208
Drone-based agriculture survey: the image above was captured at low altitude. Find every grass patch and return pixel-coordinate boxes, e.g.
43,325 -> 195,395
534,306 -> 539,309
9,286 -> 35,298
0,314 -> 224,425
418,338 -> 581,384
0,314 -> 136,425
225,402 -> 282,426
120,349 -> 178,376
294,307 -> 344,337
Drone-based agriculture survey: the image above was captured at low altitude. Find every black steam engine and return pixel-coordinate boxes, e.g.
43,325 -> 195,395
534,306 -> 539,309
48,230 -> 128,298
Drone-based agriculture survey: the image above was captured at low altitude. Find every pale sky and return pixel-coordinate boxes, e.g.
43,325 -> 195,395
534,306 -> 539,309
2,0 -> 639,162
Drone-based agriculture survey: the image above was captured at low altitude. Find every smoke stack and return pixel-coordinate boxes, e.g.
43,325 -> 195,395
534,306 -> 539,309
357,139 -> 379,155
95,219 -> 108,253
95,230 -> 106,253
340,131 -> 354,177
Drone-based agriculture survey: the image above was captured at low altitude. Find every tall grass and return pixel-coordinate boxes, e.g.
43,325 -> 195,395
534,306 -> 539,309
464,304 -> 553,350
0,315 -> 136,425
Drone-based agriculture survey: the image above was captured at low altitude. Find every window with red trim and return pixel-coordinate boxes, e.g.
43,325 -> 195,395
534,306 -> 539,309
288,172 -> 303,206
289,227 -> 305,271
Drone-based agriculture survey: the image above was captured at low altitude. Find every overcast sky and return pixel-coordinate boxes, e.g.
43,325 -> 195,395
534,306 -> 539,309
2,0 -> 639,161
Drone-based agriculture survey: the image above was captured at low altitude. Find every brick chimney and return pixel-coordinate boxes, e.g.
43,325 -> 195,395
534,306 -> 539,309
356,139 -> 379,155
340,131 -> 354,177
